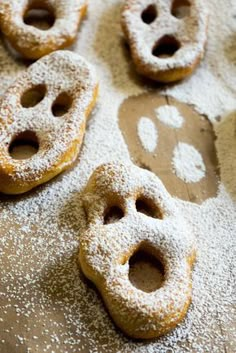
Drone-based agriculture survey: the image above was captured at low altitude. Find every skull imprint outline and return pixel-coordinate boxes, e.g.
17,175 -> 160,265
118,93 -> 219,204
79,163 -> 196,339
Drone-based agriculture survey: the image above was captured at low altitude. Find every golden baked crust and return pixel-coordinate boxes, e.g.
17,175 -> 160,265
0,50 -> 98,194
0,0 -> 87,59
121,0 -> 208,82
79,163 -> 196,339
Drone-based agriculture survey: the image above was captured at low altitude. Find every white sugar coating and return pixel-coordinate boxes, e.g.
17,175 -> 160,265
0,50 -> 98,193
121,0 -> 208,72
137,117 -> 158,152
0,0 -> 235,352
80,163 -> 196,337
0,0 -> 87,52
172,143 -> 206,183
155,105 -> 184,129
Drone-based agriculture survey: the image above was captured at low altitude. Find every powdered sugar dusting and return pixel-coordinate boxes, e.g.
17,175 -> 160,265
121,0 -> 208,77
0,0 -> 235,352
0,50 -> 98,193
137,117 -> 158,152
172,143 -> 206,183
80,163 -> 196,338
156,105 -> 184,128
0,0 -> 87,58
165,0 -> 236,120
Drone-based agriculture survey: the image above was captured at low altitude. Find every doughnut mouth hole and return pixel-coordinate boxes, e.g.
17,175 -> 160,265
152,35 -> 181,58
21,84 -> 46,108
129,248 -> 165,293
9,131 -> 39,160
51,92 -> 73,117
141,4 -> 157,24
136,196 -> 163,219
104,206 -> 124,225
171,0 -> 191,19
23,1 -> 55,30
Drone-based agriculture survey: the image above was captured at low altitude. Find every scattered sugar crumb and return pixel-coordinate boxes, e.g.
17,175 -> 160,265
155,105 -> 184,129
172,143 -> 206,183
137,117 -> 158,152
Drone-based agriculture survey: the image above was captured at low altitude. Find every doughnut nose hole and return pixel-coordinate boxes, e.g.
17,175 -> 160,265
52,92 -> 73,117
152,35 -> 181,58
21,85 -> 46,108
9,131 -> 39,160
171,0 -> 191,19
136,197 -> 163,219
23,2 -> 55,30
129,250 -> 164,293
141,4 -> 157,24
104,206 -> 124,225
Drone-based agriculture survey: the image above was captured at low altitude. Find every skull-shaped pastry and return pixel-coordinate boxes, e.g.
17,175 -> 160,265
0,50 -> 98,194
79,163 -> 196,339
0,0 -> 87,59
121,0 -> 208,82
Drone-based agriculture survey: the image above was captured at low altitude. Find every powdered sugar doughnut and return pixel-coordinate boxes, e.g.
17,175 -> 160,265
0,50 -> 98,194
0,0 -> 87,59
79,163 -> 196,339
121,0 -> 208,82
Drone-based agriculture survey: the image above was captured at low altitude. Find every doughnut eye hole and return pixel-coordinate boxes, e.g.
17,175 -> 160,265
141,4 -> 158,24
104,206 -> 124,225
21,84 -> 46,108
136,196 -> 163,219
152,35 -> 181,58
128,248 -> 165,292
51,92 -> 73,117
9,131 -> 39,160
171,0 -> 191,19
23,1 -> 55,30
